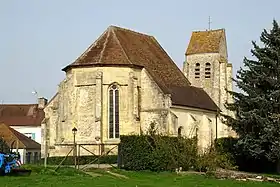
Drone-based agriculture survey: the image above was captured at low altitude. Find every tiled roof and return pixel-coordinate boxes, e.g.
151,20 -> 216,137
63,26 -> 218,111
186,29 -> 225,55
170,86 -> 218,111
0,104 -> 45,126
0,123 -> 40,149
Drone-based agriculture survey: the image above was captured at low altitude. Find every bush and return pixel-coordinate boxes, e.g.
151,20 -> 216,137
43,155 -> 118,165
118,133 -> 198,171
119,129 -> 236,172
215,137 -> 238,156
194,146 -> 237,172
214,137 -> 278,173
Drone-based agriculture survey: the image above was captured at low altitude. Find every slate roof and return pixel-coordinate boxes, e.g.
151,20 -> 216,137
0,123 -> 41,149
63,26 -> 219,111
0,104 -> 45,126
186,29 -> 225,55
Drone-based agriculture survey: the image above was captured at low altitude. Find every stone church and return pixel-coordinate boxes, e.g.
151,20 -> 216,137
42,26 -> 234,157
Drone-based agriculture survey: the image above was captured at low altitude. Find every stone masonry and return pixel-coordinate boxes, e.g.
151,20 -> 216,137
41,26 -> 222,157
183,29 -> 236,138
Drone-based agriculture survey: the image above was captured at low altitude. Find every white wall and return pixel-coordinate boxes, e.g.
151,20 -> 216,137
11,148 -> 41,164
10,126 -> 41,144
171,106 -> 217,152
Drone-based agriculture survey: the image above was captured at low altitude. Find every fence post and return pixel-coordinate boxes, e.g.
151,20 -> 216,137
117,144 -> 121,168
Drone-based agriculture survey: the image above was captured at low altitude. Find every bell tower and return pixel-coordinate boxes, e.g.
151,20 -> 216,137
183,28 -> 235,138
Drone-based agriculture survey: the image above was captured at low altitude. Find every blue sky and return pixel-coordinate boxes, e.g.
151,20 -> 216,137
0,0 -> 279,103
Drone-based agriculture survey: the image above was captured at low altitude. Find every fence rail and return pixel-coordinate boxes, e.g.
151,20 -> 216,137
46,143 -> 119,171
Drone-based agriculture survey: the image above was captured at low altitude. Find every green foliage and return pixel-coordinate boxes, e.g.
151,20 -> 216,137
119,125 -> 235,172
44,155 -> 118,165
0,138 -> 10,153
215,137 -> 238,154
223,20 -> 280,167
119,134 -> 198,171
195,145 -> 237,172
215,137 -> 278,173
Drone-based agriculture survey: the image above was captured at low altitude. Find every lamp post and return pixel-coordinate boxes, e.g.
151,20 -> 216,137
72,127 -> 77,169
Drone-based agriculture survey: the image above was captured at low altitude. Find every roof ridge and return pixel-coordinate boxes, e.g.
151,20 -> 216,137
110,25 -> 152,38
72,27 -> 110,65
192,28 -> 225,33
111,27 -> 133,65
98,27 -> 112,63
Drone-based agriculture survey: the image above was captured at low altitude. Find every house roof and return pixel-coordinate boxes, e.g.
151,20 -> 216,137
186,29 -> 225,55
0,123 -> 41,150
62,25 -> 218,111
0,104 -> 45,126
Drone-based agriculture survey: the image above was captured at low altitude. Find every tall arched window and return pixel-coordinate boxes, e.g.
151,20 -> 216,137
195,63 -> 200,79
108,84 -> 119,139
205,62 -> 211,78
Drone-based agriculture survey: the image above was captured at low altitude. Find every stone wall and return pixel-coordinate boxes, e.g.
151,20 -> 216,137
185,53 -> 222,106
43,61 -> 223,157
43,66 -> 173,156
171,106 -> 217,151
183,52 -> 234,138
139,69 -> 172,133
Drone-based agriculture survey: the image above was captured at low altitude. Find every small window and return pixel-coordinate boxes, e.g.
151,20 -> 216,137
195,63 -> 200,79
205,63 -> 211,78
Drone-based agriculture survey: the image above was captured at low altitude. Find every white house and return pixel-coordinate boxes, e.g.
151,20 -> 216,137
0,97 -> 47,144
0,123 -> 41,164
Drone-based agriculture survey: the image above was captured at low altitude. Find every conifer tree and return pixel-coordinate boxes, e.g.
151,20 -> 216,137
223,20 -> 280,170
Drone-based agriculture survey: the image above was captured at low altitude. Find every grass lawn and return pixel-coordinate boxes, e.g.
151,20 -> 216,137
0,165 -> 278,187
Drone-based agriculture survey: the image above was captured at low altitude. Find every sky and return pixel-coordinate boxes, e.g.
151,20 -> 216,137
0,0 -> 279,104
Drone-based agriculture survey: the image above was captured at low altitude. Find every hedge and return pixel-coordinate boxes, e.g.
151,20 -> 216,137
42,155 -> 118,165
118,135 -> 198,171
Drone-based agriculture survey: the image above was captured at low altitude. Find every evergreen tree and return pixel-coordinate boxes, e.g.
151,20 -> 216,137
223,20 -> 280,170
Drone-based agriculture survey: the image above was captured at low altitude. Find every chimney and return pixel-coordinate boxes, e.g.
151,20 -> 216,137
38,97 -> 48,109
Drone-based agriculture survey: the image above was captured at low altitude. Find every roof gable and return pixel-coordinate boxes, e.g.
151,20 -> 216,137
0,123 -> 40,149
186,29 -> 225,55
62,25 -> 218,111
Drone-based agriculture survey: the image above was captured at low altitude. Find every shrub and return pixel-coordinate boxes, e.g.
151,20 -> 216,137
215,137 -> 238,156
194,146 -> 237,172
119,131 -> 237,172
214,137 -> 278,173
118,132 -> 198,172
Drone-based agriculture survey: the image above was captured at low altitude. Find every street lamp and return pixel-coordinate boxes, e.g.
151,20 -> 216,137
72,127 -> 77,169
72,127 -> 77,145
